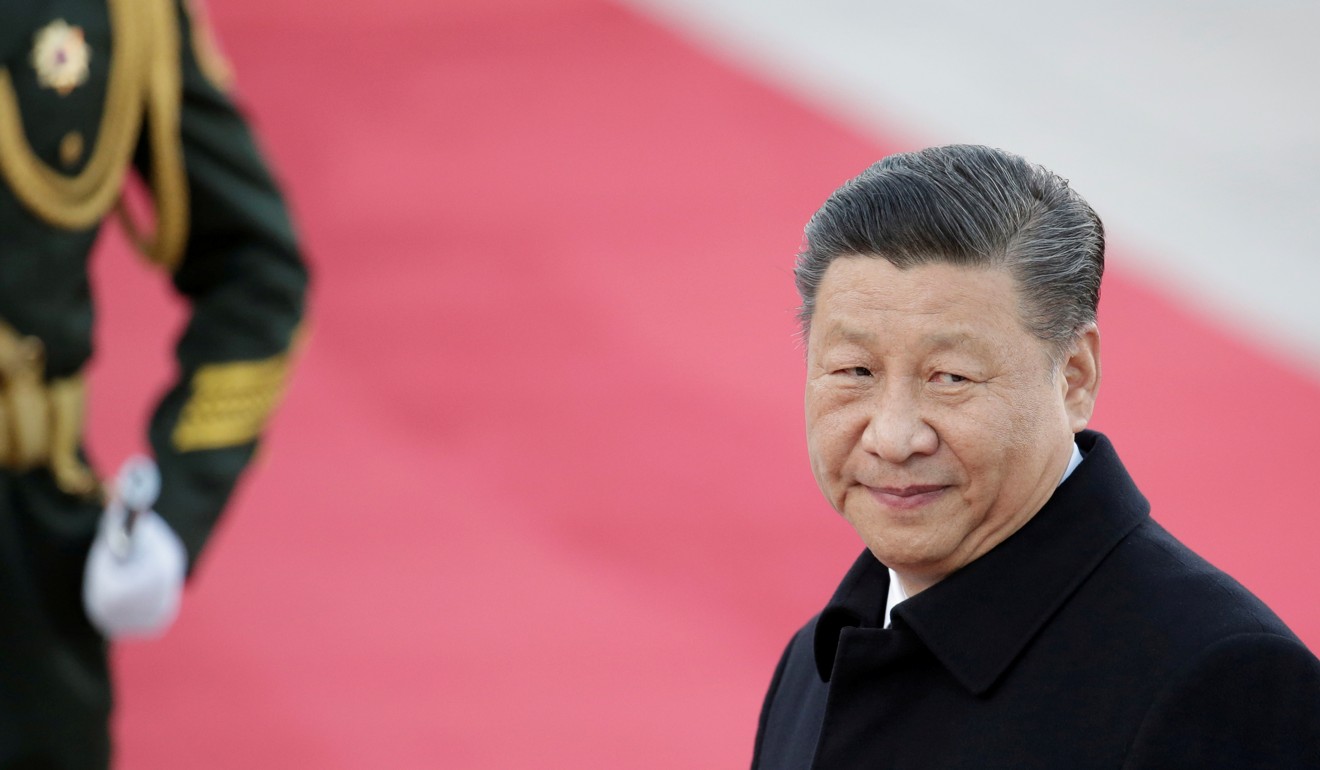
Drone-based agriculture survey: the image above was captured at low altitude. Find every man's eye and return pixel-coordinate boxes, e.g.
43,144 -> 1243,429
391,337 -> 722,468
933,372 -> 968,385
840,366 -> 872,377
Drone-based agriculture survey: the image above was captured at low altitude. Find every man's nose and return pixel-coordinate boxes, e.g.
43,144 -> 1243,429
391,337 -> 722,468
859,383 -> 938,463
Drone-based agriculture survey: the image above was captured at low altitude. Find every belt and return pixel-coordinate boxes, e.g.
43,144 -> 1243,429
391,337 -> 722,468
0,322 -> 99,498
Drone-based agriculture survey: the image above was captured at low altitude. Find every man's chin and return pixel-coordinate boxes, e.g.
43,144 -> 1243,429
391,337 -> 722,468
860,538 -> 953,574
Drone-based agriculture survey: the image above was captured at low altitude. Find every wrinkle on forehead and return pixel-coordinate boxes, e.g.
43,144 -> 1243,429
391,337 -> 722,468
817,323 -> 985,351
810,259 -> 1028,346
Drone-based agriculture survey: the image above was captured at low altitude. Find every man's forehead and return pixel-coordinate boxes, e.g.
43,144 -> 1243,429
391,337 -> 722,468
823,255 -> 1018,296
815,257 -> 1028,322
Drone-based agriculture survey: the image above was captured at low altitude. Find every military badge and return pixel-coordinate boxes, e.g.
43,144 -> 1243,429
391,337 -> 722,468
31,20 -> 91,96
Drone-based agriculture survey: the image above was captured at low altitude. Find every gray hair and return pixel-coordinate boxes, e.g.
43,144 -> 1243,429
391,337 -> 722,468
795,145 -> 1104,358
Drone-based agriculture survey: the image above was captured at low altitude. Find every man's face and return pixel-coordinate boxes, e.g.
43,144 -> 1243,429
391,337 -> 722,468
804,256 -> 1099,591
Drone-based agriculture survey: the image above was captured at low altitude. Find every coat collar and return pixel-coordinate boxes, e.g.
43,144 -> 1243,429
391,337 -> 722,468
812,431 -> 1150,694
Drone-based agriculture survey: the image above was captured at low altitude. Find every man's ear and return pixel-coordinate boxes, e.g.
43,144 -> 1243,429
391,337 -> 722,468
1061,324 -> 1101,433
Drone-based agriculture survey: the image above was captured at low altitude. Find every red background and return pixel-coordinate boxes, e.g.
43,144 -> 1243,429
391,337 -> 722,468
81,1 -> 1318,766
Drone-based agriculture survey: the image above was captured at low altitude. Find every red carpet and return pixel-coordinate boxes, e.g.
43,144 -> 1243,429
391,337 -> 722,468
79,1 -> 1319,766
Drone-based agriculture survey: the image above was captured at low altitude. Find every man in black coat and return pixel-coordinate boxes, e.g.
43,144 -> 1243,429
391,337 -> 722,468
752,145 -> 1320,769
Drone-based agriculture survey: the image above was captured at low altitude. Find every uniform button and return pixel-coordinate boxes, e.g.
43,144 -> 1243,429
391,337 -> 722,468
60,131 -> 84,168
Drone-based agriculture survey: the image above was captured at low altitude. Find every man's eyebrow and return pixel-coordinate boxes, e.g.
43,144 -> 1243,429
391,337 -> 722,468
820,328 -> 985,351
816,325 -> 876,345
927,332 -> 978,350
839,327 -> 876,344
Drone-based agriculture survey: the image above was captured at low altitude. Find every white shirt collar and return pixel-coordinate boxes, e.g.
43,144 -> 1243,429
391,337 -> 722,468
883,441 -> 1085,628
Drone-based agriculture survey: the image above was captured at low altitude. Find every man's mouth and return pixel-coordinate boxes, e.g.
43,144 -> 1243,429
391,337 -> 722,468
865,484 -> 948,510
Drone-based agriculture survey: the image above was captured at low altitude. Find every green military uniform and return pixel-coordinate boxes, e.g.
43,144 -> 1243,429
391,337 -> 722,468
0,0 -> 307,766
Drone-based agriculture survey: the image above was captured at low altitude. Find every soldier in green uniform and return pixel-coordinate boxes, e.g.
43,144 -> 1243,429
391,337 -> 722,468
0,0 -> 308,766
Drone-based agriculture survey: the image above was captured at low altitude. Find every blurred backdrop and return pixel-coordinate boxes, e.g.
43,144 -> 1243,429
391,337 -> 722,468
84,0 -> 1318,766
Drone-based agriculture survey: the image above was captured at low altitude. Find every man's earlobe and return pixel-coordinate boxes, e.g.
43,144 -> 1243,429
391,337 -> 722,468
1063,324 -> 1101,432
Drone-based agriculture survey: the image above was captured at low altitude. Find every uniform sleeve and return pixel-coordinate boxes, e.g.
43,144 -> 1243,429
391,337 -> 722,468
136,1 -> 309,570
1122,633 -> 1320,769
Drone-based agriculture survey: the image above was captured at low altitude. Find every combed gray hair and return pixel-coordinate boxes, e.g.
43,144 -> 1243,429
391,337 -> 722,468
795,145 -> 1104,358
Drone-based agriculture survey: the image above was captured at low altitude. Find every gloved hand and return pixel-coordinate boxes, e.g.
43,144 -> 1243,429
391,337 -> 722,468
82,456 -> 188,639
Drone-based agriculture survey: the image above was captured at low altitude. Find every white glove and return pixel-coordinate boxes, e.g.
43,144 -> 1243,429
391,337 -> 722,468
82,457 -> 188,639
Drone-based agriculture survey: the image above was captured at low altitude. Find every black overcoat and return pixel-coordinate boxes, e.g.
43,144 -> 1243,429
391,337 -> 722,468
752,431 -> 1320,769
